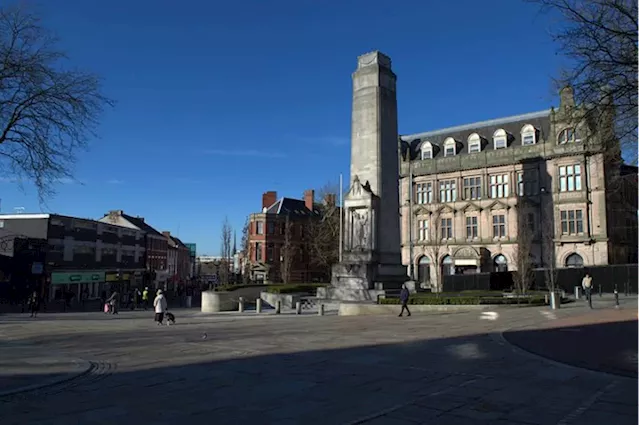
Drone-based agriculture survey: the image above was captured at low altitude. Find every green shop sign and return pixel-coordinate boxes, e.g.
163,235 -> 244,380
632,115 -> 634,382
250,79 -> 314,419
51,271 -> 105,285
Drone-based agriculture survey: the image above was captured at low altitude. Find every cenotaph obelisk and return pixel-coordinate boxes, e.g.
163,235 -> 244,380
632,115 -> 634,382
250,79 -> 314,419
325,51 -> 408,301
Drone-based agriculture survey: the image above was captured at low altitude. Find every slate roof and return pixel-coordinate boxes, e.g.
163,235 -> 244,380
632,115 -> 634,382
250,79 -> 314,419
170,235 -> 188,249
264,198 -> 321,217
400,109 -> 552,159
119,213 -> 164,237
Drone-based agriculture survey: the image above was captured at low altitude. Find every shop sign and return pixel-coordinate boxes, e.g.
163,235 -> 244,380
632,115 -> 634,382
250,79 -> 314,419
106,272 -> 131,282
51,271 -> 105,285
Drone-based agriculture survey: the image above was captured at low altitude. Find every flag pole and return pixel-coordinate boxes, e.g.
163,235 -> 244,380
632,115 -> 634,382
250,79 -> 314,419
339,173 -> 343,263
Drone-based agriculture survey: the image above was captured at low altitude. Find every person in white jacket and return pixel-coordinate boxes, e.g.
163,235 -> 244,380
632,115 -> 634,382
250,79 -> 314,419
153,289 -> 168,325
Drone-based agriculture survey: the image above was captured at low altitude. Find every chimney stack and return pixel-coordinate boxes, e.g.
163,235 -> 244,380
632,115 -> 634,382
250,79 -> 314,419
304,189 -> 315,211
162,231 -> 171,238
262,191 -> 277,209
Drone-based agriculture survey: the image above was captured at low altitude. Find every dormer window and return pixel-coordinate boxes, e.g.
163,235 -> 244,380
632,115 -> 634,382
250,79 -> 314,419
468,133 -> 481,153
493,129 -> 507,150
521,124 -> 537,146
420,141 -> 433,159
558,128 -> 581,144
443,137 -> 456,156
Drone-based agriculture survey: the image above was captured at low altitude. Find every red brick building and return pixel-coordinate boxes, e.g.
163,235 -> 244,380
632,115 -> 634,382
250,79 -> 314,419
247,190 -> 328,283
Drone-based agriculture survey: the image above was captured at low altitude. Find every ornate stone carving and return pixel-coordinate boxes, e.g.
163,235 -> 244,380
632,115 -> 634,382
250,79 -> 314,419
453,246 -> 479,259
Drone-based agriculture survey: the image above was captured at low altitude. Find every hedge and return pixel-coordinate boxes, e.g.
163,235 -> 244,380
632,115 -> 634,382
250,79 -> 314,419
215,284 -> 268,292
265,284 -> 329,294
379,295 -> 547,306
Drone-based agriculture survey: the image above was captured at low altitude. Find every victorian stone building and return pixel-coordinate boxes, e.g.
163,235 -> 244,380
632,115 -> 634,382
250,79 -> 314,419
398,87 -> 638,290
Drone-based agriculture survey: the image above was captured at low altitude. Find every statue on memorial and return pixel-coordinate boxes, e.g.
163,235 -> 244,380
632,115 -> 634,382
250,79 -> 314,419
354,210 -> 370,251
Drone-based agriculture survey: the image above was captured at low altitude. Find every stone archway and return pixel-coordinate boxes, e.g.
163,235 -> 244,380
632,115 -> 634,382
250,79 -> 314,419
452,246 -> 481,274
565,253 -> 584,268
416,256 -> 430,286
493,254 -> 508,272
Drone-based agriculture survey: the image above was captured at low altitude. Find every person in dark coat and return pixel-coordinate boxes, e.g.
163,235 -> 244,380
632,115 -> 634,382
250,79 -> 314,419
398,284 -> 411,317
28,291 -> 40,318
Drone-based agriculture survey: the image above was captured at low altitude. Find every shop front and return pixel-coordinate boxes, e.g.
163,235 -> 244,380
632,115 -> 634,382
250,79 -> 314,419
50,271 -> 106,301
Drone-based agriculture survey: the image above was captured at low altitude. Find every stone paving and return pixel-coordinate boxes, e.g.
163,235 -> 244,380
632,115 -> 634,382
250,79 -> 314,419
0,296 -> 637,424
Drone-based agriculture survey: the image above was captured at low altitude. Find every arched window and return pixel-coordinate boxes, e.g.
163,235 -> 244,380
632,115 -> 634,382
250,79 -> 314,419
441,255 -> 454,276
417,256 -> 431,285
468,133 -> 481,154
443,137 -> 457,157
521,124 -> 536,146
565,253 -> 584,268
493,129 -> 507,149
558,128 -> 582,144
420,141 -> 433,159
493,254 -> 508,272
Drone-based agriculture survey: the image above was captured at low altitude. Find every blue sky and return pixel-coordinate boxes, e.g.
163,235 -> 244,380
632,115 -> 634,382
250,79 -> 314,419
3,0 -> 572,254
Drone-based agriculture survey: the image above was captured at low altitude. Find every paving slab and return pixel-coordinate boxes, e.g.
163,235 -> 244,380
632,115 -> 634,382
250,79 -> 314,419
0,301 -> 636,425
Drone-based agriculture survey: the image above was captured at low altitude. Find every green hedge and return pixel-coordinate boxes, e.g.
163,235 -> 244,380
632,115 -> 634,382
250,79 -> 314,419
265,284 -> 329,294
215,284 -> 267,292
379,295 -> 547,306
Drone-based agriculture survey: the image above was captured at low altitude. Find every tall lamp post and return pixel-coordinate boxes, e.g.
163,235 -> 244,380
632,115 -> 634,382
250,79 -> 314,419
408,162 -> 415,281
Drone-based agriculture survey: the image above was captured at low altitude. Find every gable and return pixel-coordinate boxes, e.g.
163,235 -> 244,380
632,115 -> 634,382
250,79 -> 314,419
487,200 -> 510,211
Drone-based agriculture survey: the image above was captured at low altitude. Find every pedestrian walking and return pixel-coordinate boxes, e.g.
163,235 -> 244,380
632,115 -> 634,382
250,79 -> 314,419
153,289 -> 168,325
106,290 -> 120,314
28,291 -> 40,318
582,273 -> 593,309
142,287 -> 150,311
398,284 -> 411,317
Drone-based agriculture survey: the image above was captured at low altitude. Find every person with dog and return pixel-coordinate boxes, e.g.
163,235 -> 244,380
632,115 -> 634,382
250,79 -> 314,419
153,289 -> 168,325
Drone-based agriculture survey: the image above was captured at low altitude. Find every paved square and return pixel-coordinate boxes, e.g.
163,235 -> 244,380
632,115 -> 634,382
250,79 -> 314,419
0,298 -> 637,424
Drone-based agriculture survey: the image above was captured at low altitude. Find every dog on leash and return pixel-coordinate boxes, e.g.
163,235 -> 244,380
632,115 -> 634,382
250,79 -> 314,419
165,311 -> 176,325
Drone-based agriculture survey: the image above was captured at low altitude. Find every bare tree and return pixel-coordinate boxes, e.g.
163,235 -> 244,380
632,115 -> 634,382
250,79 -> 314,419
219,217 -> 232,285
425,212 -> 446,292
0,5 -> 113,201
306,182 -> 340,279
280,215 -> 298,284
513,210 -> 535,298
530,0 -> 638,156
240,218 -> 251,284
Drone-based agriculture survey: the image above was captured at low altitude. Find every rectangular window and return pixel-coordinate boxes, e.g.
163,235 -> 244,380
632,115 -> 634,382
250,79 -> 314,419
415,182 -> 433,204
418,219 -> 429,241
560,210 -> 584,235
468,141 -> 481,153
444,146 -> 455,156
439,180 -> 457,203
256,221 -> 264,235
267,222 -> 275,234
517,171 -> 537,196
490,174 -> 509,198
559,165 -> 582,192
492,215 -> 506,238
494,137 -> 507,149
421,149 -> 432,160
255,242 -> 263,261
522,133 -> 535,145
463,177 -> 482,200
466,216 -> 478,239
440,218 -> 453,240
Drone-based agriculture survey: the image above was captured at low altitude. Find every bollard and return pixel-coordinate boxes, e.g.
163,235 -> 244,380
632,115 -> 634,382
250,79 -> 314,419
574,286 -> 581,300
256,298 -> 262,314
275,300 -> 281,314
625,281 -> 629,297
238,297 -> 244,313
599,284 -> 602,297
614,289 -> 620,307
295,301 -> 302,315
544,293 -> 549,304
318,304 -> 325,316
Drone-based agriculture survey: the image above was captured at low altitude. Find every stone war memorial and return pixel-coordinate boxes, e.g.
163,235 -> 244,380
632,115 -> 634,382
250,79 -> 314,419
319,51 -> 409,301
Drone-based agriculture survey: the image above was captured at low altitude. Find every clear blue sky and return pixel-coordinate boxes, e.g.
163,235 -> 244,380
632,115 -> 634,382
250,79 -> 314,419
3,0 -> 571,254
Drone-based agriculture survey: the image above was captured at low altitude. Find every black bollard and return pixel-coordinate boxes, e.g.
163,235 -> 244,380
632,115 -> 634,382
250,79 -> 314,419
598,284 -> 602,297
614,288 -> 620,308
625,281 -> 629,297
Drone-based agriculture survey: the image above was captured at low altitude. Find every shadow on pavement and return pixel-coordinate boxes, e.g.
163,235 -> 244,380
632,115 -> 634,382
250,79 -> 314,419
0,318 -> 637,424
504,319 -> 638,378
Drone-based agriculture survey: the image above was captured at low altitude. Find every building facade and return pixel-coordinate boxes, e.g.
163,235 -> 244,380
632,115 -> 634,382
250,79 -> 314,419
0,213 -> 146,300
398,87 -> 638,290
247,190 -> 327,283
98,211 -> 168,289
163,231 -> 191,287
